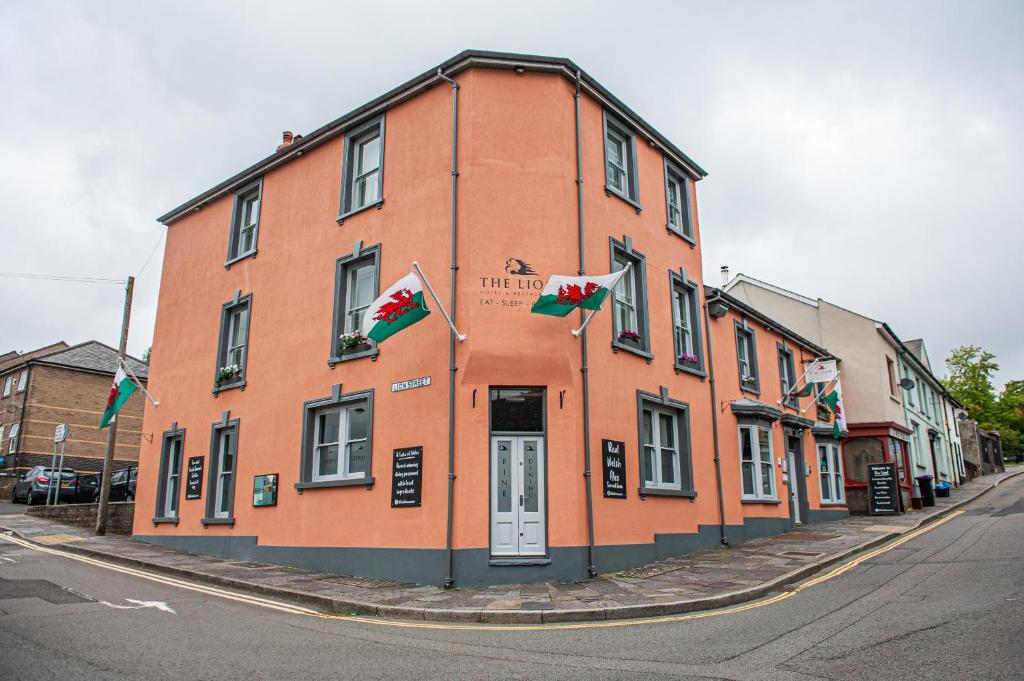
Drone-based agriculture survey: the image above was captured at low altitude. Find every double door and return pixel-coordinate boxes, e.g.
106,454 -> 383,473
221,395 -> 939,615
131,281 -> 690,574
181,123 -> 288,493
490,436 -> 545,556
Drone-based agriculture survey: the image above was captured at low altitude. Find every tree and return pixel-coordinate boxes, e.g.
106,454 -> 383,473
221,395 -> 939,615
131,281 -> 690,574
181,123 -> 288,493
942,346 -> 998,421
142,346 -> 151,364
994,380 -> 1024,458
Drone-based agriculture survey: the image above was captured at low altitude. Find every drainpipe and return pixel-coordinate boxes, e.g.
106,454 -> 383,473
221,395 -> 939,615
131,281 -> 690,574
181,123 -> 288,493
575,70 -> 598,577
14,364 -> 32,472
703,292 -> 728,545
437,67 -> 459,588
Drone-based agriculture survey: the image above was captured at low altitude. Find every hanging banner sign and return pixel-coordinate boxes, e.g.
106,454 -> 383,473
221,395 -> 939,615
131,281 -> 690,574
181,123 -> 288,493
602,439 -> 627,499
185,456 -> 204,500
391,447 -> 423,508
804,359 -> 838,383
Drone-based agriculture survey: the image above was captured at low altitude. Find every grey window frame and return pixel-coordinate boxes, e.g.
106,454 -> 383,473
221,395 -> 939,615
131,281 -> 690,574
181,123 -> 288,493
296,385 -> 375,491
636,388 -> 695,498
735,321 -> 760,395
329,242 -> 381,365
16,369 -> 28,393
153,425 -> 185,525
778,343 -> 798,408
602,112 -> 641,210
337,116 -> 386,223
203,414 -> 239,526
213,292 -> 252,394
738,422 -> 778,501
816,438 -> 845,504
668,270 -> 704,377
225,178 -> 262,267
609,236 -> 652,360
663,159 -> 694,243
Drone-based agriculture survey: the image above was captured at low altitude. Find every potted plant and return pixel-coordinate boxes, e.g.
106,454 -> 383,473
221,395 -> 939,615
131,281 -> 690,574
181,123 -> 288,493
740,374 -> 757,389
216,364 -> 241,387
679,352 -> 699,368
339,331 -> 371,356
618,328 -> 642,347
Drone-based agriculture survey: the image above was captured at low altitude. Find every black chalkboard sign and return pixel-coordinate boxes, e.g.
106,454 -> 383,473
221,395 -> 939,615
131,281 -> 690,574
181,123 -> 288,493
602,439 -> 627,499
391,447 -> 422,508
868,462 -> 899,515
185,456 -> 204,500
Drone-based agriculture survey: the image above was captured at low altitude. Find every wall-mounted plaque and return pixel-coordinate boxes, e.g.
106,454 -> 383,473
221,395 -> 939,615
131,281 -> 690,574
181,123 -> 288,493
868,462 -> 899,515
391,447 -> 423,508
185,456 -> 204,500
392,377 -> 431,392
253,474 -> 278,507
602,439 -> 627,499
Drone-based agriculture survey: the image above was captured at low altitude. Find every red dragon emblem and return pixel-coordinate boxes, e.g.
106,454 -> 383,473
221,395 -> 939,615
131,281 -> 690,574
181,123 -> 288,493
372,288 -> 420,324
556,281 -> 602,306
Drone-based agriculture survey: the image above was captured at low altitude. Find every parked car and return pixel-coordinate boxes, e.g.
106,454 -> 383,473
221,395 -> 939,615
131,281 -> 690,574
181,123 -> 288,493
75,474 -> 101,502
109,467 -> 137,502
11,467 -> 78,505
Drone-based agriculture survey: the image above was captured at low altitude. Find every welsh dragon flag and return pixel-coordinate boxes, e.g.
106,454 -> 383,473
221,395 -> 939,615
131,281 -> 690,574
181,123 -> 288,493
361,271 -> 431,343
99,365 -> 138,430
531,270 -> 627,317
822,381 -> 847,438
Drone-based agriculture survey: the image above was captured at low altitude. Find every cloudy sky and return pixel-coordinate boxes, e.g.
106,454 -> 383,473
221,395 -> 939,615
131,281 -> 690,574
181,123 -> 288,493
2,1 -> 1021,387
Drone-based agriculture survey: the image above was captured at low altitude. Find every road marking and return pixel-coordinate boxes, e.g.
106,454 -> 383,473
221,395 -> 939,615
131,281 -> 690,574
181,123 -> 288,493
0,510 -> 964,632
100,598 -> 177,614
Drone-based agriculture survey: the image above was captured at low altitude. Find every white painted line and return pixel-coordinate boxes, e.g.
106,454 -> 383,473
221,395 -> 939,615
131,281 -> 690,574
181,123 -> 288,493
100,599 -> 177,614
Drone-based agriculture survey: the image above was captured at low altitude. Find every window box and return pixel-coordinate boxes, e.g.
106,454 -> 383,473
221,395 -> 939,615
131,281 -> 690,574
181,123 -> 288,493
610,237 -> 652,359
213,293 -> 251,394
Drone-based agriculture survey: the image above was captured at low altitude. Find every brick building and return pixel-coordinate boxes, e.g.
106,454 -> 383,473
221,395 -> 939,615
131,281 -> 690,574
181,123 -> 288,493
0,341 -> 148,474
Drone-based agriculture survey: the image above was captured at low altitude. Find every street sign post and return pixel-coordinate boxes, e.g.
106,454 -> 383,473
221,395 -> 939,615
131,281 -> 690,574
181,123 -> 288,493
47,423 -> 69,505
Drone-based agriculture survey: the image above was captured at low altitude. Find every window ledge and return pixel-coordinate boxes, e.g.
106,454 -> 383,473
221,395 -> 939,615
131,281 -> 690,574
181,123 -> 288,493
611,341 -> 653,362
819,502 -> 847,507
294,477 -> 375,492
212,379 -> 246,395
889,395 -> 902,404
328,347 -> 379,366
488,557 -> 552,567
224,250 -> 257,269
674,362 -> 706,379
740,385 -> 761,397
337,199 -> 384,224
151,516 -> 179,526
201,517 -> 235,527
741,498 -> 781,505
605,185 -> 642,213
666,227 -> 696,247
639,487 -> 697,499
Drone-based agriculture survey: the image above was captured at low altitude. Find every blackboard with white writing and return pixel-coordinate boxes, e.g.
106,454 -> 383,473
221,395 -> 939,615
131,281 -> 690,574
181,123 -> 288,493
868,462 -> 899,515
391,447 -> 423,508
602,439 -> 627,499
185,456 -> 204,500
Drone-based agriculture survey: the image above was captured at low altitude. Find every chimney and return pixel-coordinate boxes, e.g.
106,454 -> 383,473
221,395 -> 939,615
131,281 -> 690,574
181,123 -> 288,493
720,265 -> 730,286
276,130 -> 294,152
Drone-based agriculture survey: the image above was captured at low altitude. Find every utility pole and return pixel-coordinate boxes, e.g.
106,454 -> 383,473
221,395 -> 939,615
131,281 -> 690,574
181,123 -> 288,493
96,276 -> 134,535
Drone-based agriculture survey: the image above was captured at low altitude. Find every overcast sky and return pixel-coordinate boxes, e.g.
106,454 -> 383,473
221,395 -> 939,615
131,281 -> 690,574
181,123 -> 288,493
2,1 -> 1021,387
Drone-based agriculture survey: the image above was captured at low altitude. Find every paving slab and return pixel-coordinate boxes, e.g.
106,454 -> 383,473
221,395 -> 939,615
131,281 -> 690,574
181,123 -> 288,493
1,469 -> 1018,623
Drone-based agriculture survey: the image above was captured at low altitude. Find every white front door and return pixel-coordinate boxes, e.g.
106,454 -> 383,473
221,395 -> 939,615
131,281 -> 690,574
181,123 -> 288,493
491,436 -> 546,556
787,450 -> 802,524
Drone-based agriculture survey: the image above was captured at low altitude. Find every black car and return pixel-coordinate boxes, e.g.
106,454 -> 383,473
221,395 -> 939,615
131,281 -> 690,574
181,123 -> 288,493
11,467 -> 79,505
108,467 -> 137,502
75,474 -> 101,502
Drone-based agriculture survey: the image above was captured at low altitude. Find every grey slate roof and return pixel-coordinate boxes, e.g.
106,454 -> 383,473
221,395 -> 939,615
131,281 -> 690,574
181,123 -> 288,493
35,341 -> 148,379
904,339 -> 930,370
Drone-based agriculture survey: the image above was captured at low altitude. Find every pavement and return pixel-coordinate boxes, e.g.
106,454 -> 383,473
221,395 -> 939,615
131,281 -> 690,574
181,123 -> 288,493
3,470 -> 1023,680
0,468 -> 1019,625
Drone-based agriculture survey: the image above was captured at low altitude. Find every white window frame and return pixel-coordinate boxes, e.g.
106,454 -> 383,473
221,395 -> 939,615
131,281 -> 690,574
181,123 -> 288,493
312,403 -> 369,482
8,423 -> 19,454
226,307 -> 248,368
162,434 -> 183,518
213,428 -> 235,519
818,442 -> 845,503
351,130 -> 382,211
672,286 -> 694,358
2,376 -> 12,397
16,370 -> 28,393
641,405 -> 682,491
339,117 -> 385,219
344,261 -> 375,334
612,255 -> 638,336
739,424 -> 777,500
605,127 -> 628,195
226,179 -> 262,264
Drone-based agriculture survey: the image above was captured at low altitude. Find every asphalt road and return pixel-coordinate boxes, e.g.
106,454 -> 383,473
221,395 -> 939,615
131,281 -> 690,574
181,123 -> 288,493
1,475 -> 1022,681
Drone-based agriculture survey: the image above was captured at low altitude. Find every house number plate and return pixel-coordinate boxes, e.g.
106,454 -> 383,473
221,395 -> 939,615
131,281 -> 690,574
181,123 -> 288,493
392,376 -> 431,392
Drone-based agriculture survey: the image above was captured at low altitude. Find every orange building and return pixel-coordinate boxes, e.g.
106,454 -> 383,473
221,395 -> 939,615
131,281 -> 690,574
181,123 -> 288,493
137,51 -> 845,586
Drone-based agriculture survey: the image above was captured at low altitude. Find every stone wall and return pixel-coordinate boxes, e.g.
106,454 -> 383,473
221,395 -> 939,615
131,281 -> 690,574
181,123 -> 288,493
26,502 -> 135,534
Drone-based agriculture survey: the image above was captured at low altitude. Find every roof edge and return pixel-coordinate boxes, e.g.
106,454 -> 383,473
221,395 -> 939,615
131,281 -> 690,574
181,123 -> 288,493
157,49 -> 708,225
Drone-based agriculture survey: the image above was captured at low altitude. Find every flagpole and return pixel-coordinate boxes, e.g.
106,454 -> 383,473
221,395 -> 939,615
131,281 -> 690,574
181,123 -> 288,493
119,357 -> 159,407
801,372 -> 841,415
412,261 -> 466,341
96,275 -> 133,536
571,262 -> 630,337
